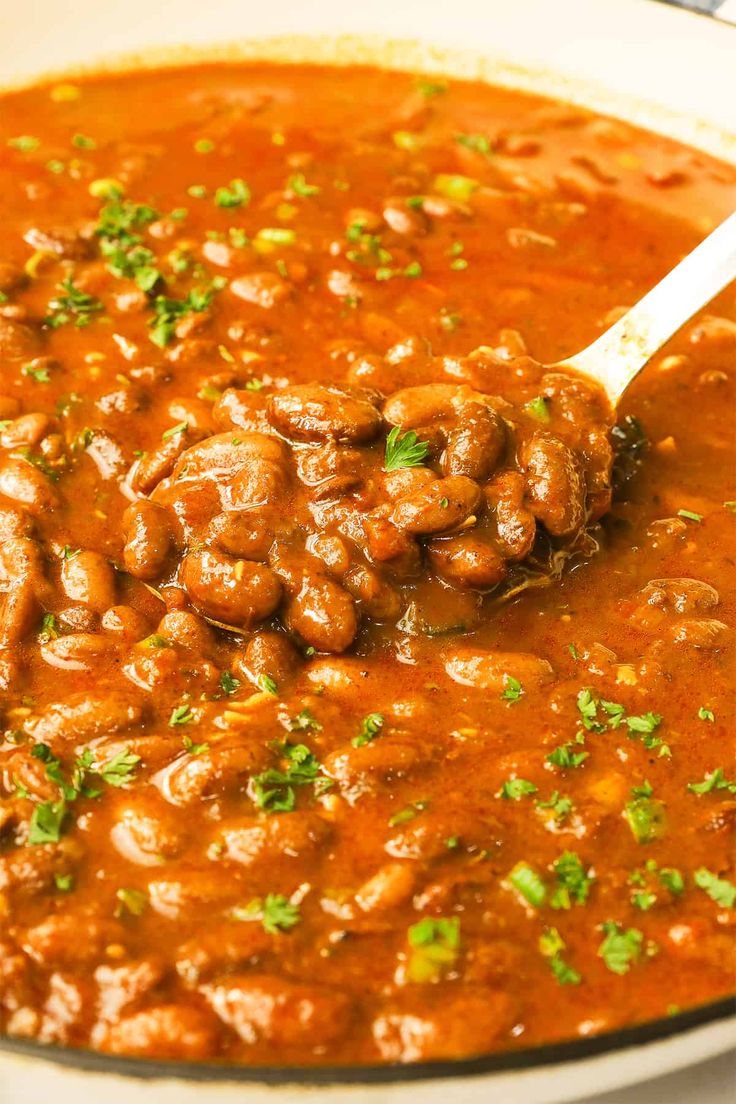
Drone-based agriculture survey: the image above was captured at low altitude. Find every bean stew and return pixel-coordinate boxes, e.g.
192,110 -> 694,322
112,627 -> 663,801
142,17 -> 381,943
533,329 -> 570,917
0,62 -> 734,1066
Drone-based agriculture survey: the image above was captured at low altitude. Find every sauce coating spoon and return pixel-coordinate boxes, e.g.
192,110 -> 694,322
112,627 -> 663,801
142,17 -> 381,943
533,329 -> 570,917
559,210 -> 736,404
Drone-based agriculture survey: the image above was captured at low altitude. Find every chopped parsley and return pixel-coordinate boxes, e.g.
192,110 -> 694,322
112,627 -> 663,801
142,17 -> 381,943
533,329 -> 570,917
539,927 -> 581,985
687,768 -> 736,795
697,706 -> 715,723
550,851 -> 594,910
536,791 -> 574,822
149,283 -> 224,348
169,703 -> 194,726
258,673 -> 278,696
288,172 -> 320,197
250,742 -> 331,813
384,426 -> 430,471
22,361 -> 51,383
547,737 -> 589,770
598,921 -> 646,975
182,735 -> 210,756
46,275 -> 103,329
508,861 -> 547,908
455,132 -> 492,156
98,749 -> 140,787
28,800 -> 67,845
115,887 -> 148,917
388,799 -> 428,827
694,868 -> 736,909
406,916 -> 460,982
524,396 -> 551,422
501,675 -> 524,703
288,709 -> 322,733
214,178 -> 251,208
353,712 -> 385,747
624,782 -> 667,844
8,135 -> 40,152
220,671 -> 241,696
234,893 -> 302,934
162,421 -> 189,441
498,778 -> 538,801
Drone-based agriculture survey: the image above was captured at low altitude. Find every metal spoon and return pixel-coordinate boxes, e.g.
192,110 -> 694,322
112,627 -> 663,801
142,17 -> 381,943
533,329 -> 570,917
560,210 -> 736,405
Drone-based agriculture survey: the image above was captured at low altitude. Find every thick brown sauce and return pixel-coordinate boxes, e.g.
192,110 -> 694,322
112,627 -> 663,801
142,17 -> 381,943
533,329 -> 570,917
0,63 -> 734,1065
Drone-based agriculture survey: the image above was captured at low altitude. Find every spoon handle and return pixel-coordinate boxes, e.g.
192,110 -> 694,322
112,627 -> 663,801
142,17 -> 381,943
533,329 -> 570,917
563,210 -> 736,404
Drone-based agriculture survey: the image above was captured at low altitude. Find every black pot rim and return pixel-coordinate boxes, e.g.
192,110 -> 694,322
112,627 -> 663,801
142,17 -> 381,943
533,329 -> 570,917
1,994 -> 733,1085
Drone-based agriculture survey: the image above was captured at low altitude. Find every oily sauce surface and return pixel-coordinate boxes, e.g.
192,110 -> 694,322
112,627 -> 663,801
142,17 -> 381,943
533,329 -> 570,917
0,63 -> 734,1065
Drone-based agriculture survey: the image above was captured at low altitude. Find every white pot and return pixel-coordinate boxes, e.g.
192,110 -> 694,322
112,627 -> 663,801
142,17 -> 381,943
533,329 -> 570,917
1,2 -> 734,1101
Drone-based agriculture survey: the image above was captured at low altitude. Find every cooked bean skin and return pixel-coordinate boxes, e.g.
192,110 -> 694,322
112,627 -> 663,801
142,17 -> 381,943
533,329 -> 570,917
390,475 -> 482,535
521,432 -> 587,537
268,384 -> 382,443
123,501 -> 173,581
180,548 -> 282,628
0,60 -> 732,1071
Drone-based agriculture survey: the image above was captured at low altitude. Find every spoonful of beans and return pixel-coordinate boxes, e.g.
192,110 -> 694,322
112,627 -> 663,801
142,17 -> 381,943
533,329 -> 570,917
559,210 -> 736,404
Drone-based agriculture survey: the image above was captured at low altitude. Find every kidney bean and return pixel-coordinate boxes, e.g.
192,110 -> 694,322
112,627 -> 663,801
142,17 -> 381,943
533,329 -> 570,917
22,913 -> 116,967
268,384 -> 382,444
296,444 -> 365,500
170,431 -> 287,485
1,413 -> 51,450
521,432 -> 586,538
129,425 -> 206,495
0,456 -> 58,516
228,455 -> 285,510
637,577 -> 719,616
669,618 -> 730,649
0,505 -> 34,541
0,317 -> 41,360
445,647 -> 554,690
213,388 -> 271,434
29,692 -> 144,748
96,1004 -> 217,1059
203,974 -> 353,1047
230,271 -> 291,308
373,989 -> 516,1062
94,958 -> 166,1024
234,630 -> 301,688
355,862 -> 416,912
123,501 -> 173,581
442,402 -> 506,481
23,225 -> 92,259
428,532 -> 507,589
344,563 -> 402,621
285,574 -> 358,653
100,605 -> 151,640
153,743 -> 269,807
390,475 -> 481,535
40,633 -> 115,671
485,470 -> 536,560
324,739 -> 429,797
155,609 -> 213,652
0,262 -> 27,294
382,383 -> 462,428
148,869 -> 241,920
60,550 -> 117,612
212,812 -> 331,868
209,511 -> 275,561
181,547 -> 282,628
362,514 -> 422,574
110,801 -> 183,866
0,537 -> 47,647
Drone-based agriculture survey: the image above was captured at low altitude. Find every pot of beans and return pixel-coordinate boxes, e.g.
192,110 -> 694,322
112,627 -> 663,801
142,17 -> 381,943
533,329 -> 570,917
0,1 -> 734,1102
